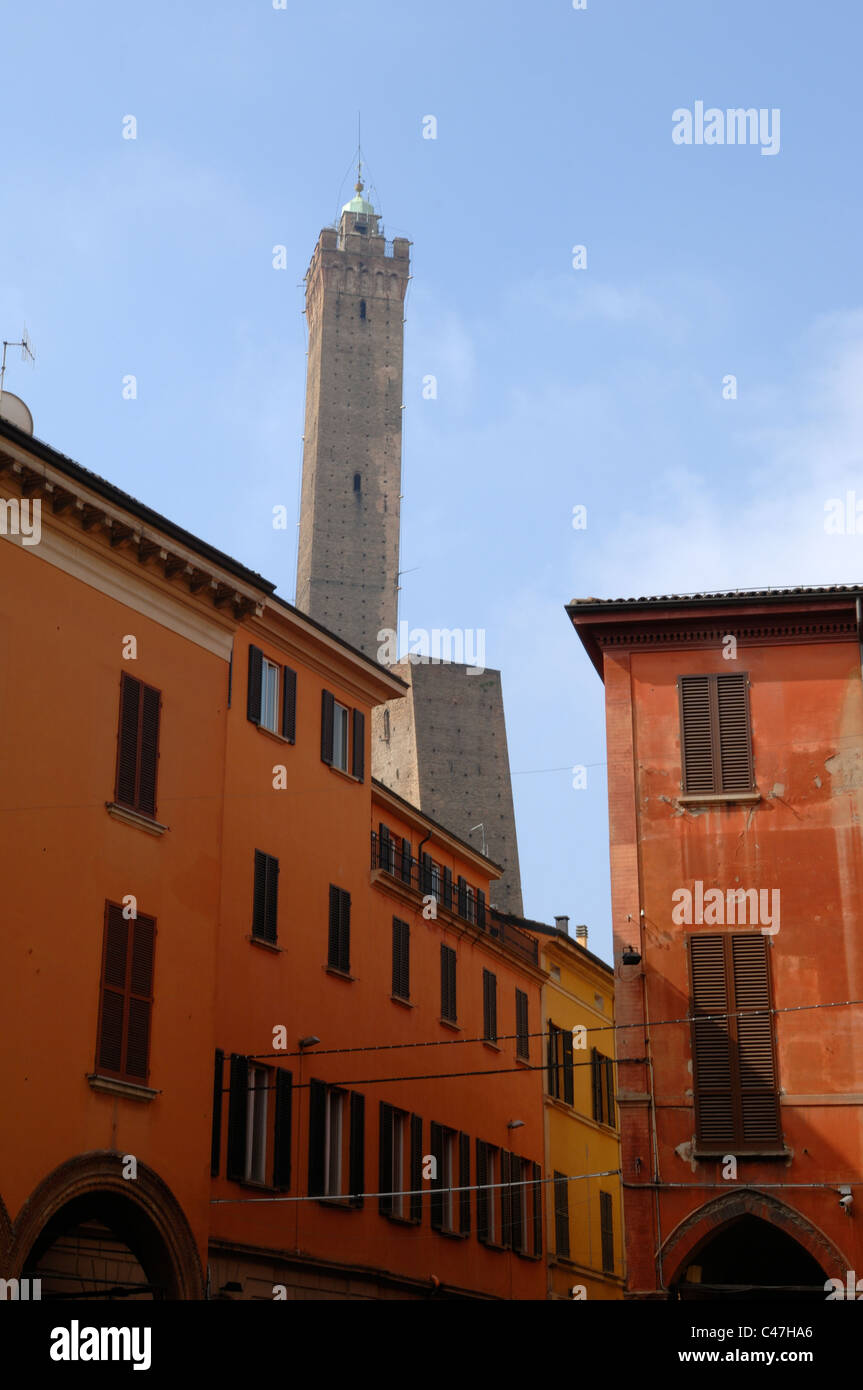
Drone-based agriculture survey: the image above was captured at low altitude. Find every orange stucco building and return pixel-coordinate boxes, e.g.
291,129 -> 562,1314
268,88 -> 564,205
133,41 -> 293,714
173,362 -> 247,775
569,587 -> 863,1299
0,415 -> 548,1300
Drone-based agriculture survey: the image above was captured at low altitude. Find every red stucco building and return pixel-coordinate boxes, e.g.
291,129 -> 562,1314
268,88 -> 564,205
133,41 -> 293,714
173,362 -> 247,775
569,586 -> 863,1299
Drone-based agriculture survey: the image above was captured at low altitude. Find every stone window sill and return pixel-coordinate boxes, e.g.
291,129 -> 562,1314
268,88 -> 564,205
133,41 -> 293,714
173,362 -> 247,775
255,723 -> 294,746
325,965 -> 355,982
87,1073 -> 159,1102
439,1018 -> 460,1031
248,934 -> 282,953
105,802 -> 169,836
677,791 -> 761,806
390,994 -> 414,1009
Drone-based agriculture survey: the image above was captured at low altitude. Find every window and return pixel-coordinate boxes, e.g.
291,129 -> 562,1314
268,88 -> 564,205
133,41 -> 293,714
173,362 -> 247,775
431,863 -> 441,902
96,902 -> 156,1084
399,837 -> 412,885
328,886 -> 351,974
548,1023 -> 574,1105
515,989 -> 529,1060
554,1172 -> 570,1259
261,659 -> 279,734
392,918 -> 410,1000
379,1103 -> 422,1223
252,850 -> 279,944
507,1154 -> 542,1258
483,970 -> 497,1043
378,823 -> 395,874
308,1081 -> 365,1205
353,471 -> 361,493
247,645 -> 296,741
114,673 -> 161,817
321,691 -> 364,779
245,1065 -> 269,1184
325,1089 -> 345,1197
591,1049 -> 615,1126
599,1190 -> 614,1273
224,1056 -> 293,1189
430,1124 -> 470,1236
359,298 -> 367,317
333,701 -> 349,770
476,1141 -> 500,1245
440,944 -> 457,1022
679,672 -> 753,795
689,933 -> 781,1152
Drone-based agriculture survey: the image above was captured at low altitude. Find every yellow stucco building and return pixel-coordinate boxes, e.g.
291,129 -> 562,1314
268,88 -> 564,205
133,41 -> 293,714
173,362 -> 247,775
533,919 -> 624,1299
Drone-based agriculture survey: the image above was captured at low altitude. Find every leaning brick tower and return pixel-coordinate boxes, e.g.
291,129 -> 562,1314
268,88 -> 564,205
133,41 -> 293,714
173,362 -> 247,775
296,174 -> 410,660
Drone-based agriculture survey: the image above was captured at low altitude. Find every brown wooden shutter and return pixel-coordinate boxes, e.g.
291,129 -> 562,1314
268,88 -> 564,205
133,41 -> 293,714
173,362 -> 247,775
515,989 -> 529,1059
97,903 -> 128,1075
441,944 -> 456,1022
247,645 -> 263,724
138,684 -> 160,817
732,935 -> 781,1146
351,709 -> 365,780
500,1150 -> 512,1249
546,1022 -> 558,1097
459,1132 -> 471,1234
349,1092 -> 365,1206
328,886 -> 350,972
605,1056 -> 616,1127
226,1054 -> 248,1182
400,837 -> 412,884
281,666 -> 297,743
420,852 -> 433,894
483,970 -> 497,1042
679,674 -> 715,793
476,1141 -> 489,1243
125,915 -> 155,1080
115,674 -> 160,816
509,1153 -> 522,1252
717,673 -> 754,791
680,672 -> 753,794
690,933 -> 780,1151
392,918 -> 410,1000
320,690 -> 334,764
690,934 -> 735,1148
457,875 -> 468,917
600,1190 -> 614,1272
554,1171 -> 570,1258
532,1161 -> 542,1257
273,1069 -> 293,1190
115,674 -> 140,808
562,1030 -> 574,1106
591,1047 -> 603,1122
442,867 -> 453,910
252,850 -> 279,943
307,1079 -> 327,1196
210,1049 -> 224,1176
379,1102 -> 394,1215
476,889 -> 486,928
410,1114 -> 423,1223
429,1121 -> 444,1230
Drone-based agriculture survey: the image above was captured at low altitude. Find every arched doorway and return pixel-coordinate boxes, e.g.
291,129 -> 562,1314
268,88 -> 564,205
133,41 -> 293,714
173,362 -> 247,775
662,1190 -> 848,1302
9,1154 -> 204,1301
671,1215 -> 829,1300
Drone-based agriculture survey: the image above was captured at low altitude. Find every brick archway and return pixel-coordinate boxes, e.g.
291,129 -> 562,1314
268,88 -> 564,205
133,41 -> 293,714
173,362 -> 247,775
661,1189 -> 849,1290
8,1152 -> 204,1300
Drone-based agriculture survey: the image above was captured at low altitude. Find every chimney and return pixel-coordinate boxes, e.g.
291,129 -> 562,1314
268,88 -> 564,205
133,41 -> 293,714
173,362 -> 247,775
554,915 -> 570,935
575,924 -> 589,948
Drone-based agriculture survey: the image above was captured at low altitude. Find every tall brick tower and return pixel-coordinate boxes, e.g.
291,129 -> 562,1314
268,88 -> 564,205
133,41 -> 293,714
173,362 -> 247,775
296,175 -> 410,659
296,176 -> 524,913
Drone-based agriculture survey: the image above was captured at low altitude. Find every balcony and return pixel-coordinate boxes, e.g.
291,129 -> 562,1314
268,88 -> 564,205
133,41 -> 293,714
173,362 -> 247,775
370,832 -> 538,966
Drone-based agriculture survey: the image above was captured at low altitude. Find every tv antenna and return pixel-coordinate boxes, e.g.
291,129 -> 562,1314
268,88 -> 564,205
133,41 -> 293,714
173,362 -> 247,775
0,327 -> 36,408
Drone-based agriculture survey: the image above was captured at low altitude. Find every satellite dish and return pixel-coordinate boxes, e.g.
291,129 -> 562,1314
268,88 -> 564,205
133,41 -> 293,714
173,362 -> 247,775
0,390 -> 34,434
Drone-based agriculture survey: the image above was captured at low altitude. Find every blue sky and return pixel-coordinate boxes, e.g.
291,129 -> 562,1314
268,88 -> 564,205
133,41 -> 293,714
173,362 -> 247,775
4,0 -> 863,963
